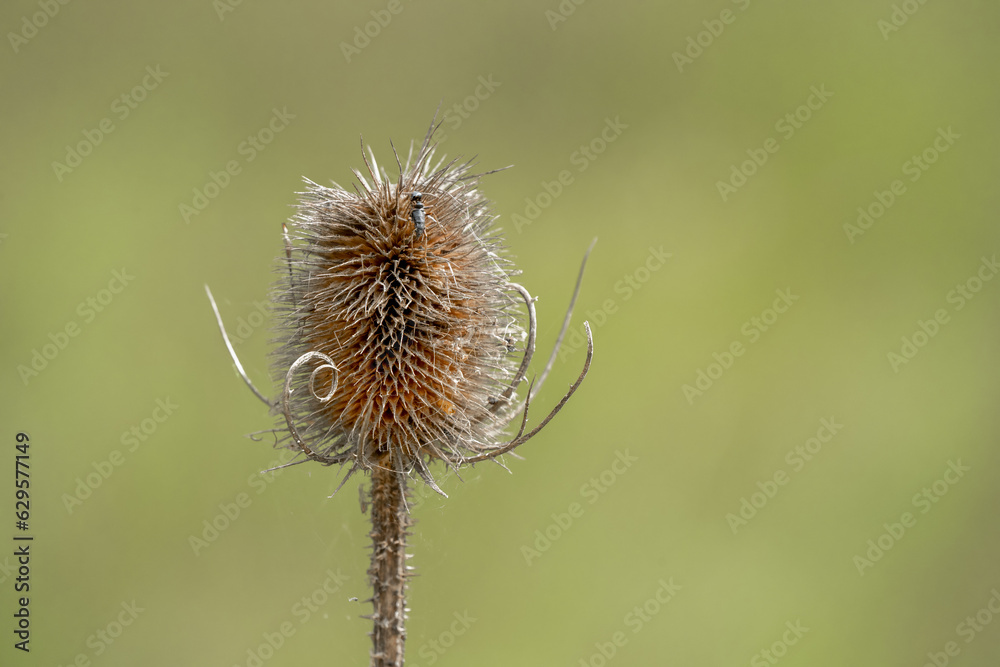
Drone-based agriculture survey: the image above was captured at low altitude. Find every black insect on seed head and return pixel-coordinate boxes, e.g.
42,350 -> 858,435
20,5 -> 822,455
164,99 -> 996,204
410,191 -> 426,238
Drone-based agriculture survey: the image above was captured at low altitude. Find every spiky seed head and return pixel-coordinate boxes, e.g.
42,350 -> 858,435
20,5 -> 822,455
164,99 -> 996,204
271,127 -> 524,486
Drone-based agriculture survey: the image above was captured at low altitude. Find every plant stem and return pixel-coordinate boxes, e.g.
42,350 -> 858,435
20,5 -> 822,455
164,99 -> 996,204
369,464 -> 411,667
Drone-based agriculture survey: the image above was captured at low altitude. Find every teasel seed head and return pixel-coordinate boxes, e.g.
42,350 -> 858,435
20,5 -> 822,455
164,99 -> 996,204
208,122 -> 593,496
271,125 -> 521,488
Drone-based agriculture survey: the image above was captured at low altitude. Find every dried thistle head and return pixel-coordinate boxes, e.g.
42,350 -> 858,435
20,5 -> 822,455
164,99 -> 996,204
207,122 -> 592,497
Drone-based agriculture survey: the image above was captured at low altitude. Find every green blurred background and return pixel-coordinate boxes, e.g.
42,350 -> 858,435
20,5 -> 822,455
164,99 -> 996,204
2,0 -> 1000,665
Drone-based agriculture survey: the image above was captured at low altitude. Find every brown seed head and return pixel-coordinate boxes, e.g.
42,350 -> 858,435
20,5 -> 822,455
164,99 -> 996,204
271,126 -> 525,487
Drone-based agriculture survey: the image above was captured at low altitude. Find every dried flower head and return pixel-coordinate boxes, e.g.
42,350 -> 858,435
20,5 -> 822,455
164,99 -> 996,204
272,126 -> 530,490
208,122 -> 592,493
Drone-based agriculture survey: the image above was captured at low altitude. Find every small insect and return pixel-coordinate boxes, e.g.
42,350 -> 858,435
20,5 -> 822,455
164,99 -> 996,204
410,191 -> 426,237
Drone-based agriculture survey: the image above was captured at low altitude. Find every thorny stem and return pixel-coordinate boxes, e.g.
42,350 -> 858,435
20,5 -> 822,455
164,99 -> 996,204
368,465 -> 411,667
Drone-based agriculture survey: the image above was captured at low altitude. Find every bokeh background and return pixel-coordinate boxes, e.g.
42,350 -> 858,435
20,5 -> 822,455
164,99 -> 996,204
2,1 -> 1000,665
